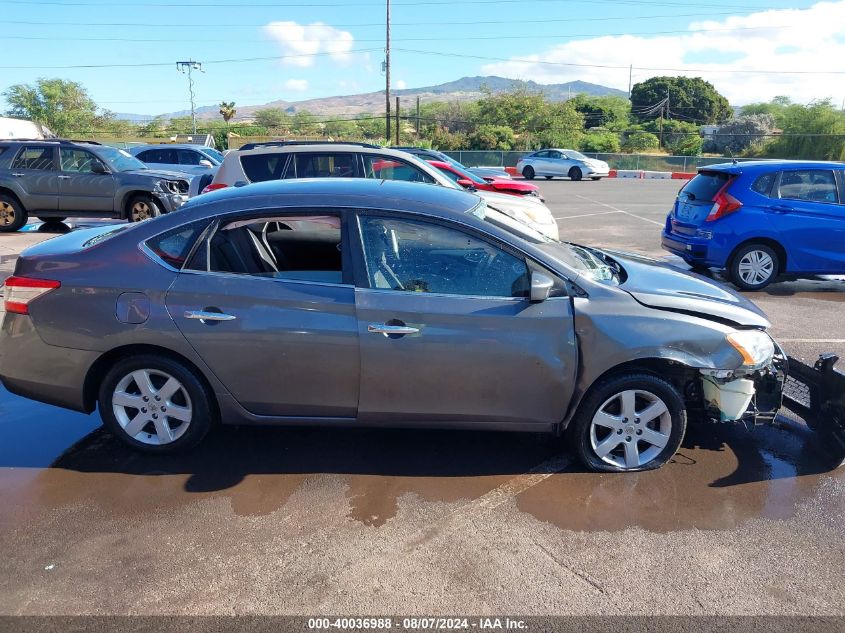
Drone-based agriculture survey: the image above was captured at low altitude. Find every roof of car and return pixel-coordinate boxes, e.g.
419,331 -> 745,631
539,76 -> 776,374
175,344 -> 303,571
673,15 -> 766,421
129,143 -> 213,151
181,177 -> 481,219
230,143 -> 411,157
702,160 -> 845,172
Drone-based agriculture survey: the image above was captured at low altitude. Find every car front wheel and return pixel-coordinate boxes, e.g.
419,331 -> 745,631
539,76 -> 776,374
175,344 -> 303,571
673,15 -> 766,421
571,373 -> 686,472
127,195 -> 162,222
99,355 -> 215,453
569,167 -> 583,181
729,243 -> 779,290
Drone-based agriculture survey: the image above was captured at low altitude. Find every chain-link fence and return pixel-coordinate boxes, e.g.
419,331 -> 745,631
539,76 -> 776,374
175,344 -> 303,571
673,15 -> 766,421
442,151 -> 769,172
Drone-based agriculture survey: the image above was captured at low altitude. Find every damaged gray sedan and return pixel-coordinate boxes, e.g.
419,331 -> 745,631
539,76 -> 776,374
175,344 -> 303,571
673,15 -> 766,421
0,179 -> 786,472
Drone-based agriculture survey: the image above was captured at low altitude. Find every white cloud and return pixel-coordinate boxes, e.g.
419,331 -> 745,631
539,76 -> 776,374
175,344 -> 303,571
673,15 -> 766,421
284,79 -> 309,92
264,21 -> 354,67
480,0 -> 845,105
396,79 -> 407,89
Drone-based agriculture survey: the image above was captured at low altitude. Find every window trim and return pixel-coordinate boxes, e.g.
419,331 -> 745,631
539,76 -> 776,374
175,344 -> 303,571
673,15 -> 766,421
179,208 -> 353,286
283,151 -> 360,180
353,209 -> 554,301
361,153 -> 437,184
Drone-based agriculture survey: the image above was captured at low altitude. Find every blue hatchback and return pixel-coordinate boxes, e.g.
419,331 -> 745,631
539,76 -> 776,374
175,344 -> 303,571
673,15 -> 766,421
662,160 -> 845,290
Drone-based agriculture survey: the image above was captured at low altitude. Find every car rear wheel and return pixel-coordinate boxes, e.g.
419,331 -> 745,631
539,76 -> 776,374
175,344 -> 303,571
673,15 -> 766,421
591,177 -> 601,181
569,167 -> 583,181
729,243 -> 779,290
544,176 -> 553,180
522,166 -> 535,180
127,195 -> 162,222
0,195 -> 27,233
99,355 -> 215,453
571,373 -> 686,472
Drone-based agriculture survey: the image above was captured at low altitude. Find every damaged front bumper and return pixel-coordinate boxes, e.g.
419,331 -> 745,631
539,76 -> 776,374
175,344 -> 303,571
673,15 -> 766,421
699,346 -> 787,426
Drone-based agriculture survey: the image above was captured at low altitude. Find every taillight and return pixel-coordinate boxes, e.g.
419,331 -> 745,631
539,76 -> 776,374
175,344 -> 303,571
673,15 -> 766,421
706,178 -> 742,221
3,276 -> 61,315
200,183 -> 228,195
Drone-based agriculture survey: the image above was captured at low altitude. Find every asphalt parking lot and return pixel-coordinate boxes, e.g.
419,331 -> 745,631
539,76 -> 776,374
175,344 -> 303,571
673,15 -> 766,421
0,179 -> 843,617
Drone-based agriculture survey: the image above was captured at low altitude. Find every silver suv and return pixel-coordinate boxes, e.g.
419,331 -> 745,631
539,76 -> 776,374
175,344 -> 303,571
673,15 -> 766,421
206,142 -> 559,239
0,139 -> 192,232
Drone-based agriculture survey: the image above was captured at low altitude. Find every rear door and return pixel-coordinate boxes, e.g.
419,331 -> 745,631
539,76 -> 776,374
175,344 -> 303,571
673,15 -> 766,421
9,145 -> 58,212
164,211 -> 360,417
352,212 -> 576,426
766,168 -> 845,272
58,148 -> 116,214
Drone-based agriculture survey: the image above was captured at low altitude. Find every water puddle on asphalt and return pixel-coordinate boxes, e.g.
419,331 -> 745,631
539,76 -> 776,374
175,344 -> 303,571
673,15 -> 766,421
1,383 -> 842,534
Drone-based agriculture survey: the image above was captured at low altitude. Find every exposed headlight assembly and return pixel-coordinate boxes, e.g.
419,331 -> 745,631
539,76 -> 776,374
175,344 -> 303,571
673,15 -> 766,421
727,330 -> 775,368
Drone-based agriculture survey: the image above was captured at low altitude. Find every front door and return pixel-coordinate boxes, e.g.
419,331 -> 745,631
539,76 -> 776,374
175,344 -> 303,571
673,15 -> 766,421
767,168 -> 845,272
165,212 -> 360,417
58,148 -> 116,214
353,213 -> 577,426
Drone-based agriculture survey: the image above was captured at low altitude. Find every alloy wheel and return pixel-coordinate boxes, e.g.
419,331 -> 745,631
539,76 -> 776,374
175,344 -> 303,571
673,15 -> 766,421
112,369 -> 193,446
130,200 -> 153,222
0,201 -> 16,226
589,389 -> 672,469
737,250 -> 775,286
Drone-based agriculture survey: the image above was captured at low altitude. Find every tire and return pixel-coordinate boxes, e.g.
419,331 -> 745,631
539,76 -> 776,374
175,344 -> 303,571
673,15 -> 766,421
522,166 -> 535,180
728,242 -> 779,290
38,216 -> 67,224
0,195 -> 28,233
544,176 -> 553,180
569,167 -> 583,181
591,177 -> 601,181
98,354 -> 215,454
571,373 -> 687,473
126,195 -> 162,222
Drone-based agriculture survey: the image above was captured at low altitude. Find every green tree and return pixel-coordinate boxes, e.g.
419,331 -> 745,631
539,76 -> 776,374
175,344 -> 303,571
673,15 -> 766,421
760,100 -> 845,160
631,76 -> 732,125
290,110 -> 319,136
218,101 -> 236,125
621,131 -> 660,152
324,118 -> 358,140
467,124 -> 516,150
642,119 -> 701,153
3,78 -> 104,136
580,130 -> 621,153
568,94 -> 630,130
253,107 -> 290,132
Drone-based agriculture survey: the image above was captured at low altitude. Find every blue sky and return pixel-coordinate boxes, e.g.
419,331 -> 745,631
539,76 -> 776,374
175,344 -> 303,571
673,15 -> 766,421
1,0 -> 840,118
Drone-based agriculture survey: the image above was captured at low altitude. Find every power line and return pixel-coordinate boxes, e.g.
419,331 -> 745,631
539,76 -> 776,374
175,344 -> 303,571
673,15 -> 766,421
0,24 -> 798,43
0,0 -> 787,8
0,11 -> 772,27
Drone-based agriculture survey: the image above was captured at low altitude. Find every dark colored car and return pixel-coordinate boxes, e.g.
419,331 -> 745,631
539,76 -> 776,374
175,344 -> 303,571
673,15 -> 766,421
0,139 -> 191,231
662,161 -> 845,290
0,179 -> 785,472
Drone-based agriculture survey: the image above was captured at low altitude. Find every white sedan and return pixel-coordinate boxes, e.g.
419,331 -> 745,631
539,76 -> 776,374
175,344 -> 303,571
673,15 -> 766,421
517,149 -> 610,181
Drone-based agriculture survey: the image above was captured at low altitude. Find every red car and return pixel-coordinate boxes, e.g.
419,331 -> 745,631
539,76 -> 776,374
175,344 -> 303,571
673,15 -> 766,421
427,160 -> 545,202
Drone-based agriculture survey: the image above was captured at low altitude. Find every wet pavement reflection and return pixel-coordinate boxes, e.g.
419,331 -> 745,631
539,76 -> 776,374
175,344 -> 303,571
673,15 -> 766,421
1,385 -> 842,534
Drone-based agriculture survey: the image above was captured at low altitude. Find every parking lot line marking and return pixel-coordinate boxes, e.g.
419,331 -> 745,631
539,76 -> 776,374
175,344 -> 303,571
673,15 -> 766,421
573,194 -> 665,227
778,338 -> 845,343
554,211 -> 623,221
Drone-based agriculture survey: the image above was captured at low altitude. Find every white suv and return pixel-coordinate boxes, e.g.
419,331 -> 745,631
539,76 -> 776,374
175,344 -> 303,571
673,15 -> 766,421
205,142 -> 559,240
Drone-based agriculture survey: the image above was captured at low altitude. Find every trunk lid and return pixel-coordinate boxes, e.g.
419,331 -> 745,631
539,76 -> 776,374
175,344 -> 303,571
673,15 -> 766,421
671,169 -> 735,231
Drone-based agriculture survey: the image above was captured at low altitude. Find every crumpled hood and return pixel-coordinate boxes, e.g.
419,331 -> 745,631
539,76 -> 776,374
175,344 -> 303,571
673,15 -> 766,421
477,189 -> 551,224
606,249 -> 771,328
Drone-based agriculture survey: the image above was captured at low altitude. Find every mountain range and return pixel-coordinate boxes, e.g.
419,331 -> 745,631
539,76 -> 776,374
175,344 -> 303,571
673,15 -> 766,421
116,76 -> 628,123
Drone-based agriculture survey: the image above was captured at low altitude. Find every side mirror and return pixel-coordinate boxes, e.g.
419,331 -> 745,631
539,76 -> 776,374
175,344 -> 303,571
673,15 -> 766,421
91,161 -> 108,174
199,159 -> 214,168
530,271 -> 554,302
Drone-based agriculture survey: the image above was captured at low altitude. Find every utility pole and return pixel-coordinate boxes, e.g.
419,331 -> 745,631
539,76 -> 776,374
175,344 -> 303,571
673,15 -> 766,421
415,95 -> 421,137
659,88 -> 669,148
395,96 -> 400,145
628,64 -> 633,98
384,0 -> 391,142
176,60 -> 203,134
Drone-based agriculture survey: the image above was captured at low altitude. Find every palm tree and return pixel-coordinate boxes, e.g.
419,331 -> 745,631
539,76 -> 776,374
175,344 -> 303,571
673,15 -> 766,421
219,101 -> 236,125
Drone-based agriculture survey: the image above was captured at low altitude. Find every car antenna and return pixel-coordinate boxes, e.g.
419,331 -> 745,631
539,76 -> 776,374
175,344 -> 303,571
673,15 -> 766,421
725,146 -> 738,165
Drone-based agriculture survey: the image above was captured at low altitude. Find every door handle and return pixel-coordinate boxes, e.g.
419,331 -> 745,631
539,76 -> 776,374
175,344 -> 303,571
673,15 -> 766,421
11,173 -> 24,177
368,323 -> 419,336
184,310 -> 237,323
58,175 -> 71,180
770,204 -> 793,213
